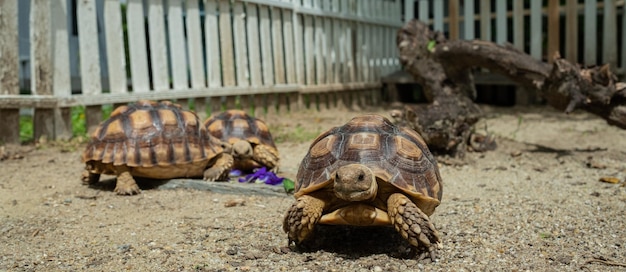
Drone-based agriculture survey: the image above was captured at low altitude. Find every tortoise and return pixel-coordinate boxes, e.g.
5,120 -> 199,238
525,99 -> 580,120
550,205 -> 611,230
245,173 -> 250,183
204,109 -> 279,172
283,114 -> 443,260
81,100 -> 234,195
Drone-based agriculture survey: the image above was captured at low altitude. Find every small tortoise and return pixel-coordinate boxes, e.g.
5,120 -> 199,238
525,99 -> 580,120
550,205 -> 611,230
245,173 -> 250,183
81,100 -> 234,195
283,114 -> 443,260
204,109 -> 279,172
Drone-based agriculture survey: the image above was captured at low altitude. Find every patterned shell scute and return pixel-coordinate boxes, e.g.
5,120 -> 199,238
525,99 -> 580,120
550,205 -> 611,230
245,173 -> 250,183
205,109 -> 277,148
296,114 -> 442,201
81,100 -> 221,167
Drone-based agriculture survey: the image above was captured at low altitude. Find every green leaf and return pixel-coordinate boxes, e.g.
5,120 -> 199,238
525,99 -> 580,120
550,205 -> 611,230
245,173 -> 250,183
427,40 -> 436,51
283,178 -> 295,194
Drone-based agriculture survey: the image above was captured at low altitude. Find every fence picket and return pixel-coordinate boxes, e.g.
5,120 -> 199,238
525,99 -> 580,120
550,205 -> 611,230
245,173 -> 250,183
272,7 -> 286,85
233,1 -> 249,87
220,0 -> 236,87
167,0 -> 188,89
205,0 -> 222,88
104,0 -> 127,94
602,0 -> 617,69
51,0 -> 72,140
127,0 -> 149,92
148,0 -> 169,91
187,0 -> 206,88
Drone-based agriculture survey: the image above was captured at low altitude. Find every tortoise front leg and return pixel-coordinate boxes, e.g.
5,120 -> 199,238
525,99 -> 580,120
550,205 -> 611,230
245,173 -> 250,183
283,195 -> 326,246
253,145 -> 280,172
114,170 -> 141,195
204,153 -> 234,181
388,193 -> 441,261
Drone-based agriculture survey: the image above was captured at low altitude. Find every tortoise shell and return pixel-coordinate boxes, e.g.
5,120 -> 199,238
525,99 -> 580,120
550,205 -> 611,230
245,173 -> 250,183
81,100 -> 225,179
295,114 -> 442,215
204,109 -> 277,148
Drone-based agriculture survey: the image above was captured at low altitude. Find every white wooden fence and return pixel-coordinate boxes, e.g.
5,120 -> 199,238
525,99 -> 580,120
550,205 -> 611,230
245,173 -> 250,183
0,0 -> 403,143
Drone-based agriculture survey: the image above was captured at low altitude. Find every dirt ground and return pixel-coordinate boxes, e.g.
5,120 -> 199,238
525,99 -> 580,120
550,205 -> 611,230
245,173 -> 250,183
1,104 -> 625,271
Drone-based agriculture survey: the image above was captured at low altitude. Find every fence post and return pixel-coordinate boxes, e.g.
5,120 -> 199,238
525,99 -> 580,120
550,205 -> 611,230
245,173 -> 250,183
0,0 -> 20,144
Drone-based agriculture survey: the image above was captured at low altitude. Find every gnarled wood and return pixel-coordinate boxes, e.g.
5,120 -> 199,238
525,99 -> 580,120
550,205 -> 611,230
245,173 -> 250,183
396,20 -> 626,158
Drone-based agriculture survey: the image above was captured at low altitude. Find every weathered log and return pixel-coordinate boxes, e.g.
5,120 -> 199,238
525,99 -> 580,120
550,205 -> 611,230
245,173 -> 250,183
395,20 -> 626,158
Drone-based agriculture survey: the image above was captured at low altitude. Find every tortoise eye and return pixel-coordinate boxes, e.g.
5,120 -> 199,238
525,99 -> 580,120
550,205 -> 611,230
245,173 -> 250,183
335,173 -> 340,180
358,173 -> 364,181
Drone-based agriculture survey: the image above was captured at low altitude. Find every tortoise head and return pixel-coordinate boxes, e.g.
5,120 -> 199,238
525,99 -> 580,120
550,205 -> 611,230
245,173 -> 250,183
232,140 -> 253,159
333,164 -> 377,202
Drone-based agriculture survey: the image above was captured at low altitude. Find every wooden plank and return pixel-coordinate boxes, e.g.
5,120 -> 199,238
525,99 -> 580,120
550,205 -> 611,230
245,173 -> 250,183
272,7 -> 286,84
233,1 -> 249,86
479,0 -> 491,41
622,2 -> 626,70
513,0 -> 524,50
283,9 -> 297,84
323,15 -> 336,83
530,0 -> 542,60
433,0 -> 444,31
565,0 -> 578,62
259,5 -> 274,85
167,0 -> 189,89
278,93 -> 288,113
404,0 -> 414,22
225,96 -> 237,110
210,96 -> 223,115
314,15 -> 326,84
78,0 -> 104,136
31,0 -> 53,96
418,0 -> 429,23
583,0 -> 597,65
603,0 -> 617,69
147,0 -> 169,90
194,97 -> 207,121
126,0 -> 150,92
254,94 -> 266,117
463,0 -> 475,40
51,0 -> 72,140
247,3 -> 262,87
495,0 -> 506,44
346,21 -> 355,83
448,0 -> 459,40
104,0 -> 127,94
187,0 -> 206,88
0,0 -> 20,143
293,7 -> 305,85
288,92 -> 299,112
332,17 -> 342,83
547,0 -> 559,63
219,0 -> 235,87
31,0 -> 54,140
304,15 -> 315,84
205,0 -> 221,87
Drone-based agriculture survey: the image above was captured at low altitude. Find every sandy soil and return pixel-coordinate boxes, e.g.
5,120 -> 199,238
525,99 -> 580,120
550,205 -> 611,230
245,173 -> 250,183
1,105 -> 625,271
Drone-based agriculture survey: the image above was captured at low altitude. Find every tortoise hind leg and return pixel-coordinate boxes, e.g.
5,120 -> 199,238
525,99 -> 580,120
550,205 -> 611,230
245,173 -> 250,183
253,145 -> 280,172
114,170 -> 141,195
283,195 -> 326,246
81,170 -> 100,185
387,193 -> 441,261
204,153 -> 234,181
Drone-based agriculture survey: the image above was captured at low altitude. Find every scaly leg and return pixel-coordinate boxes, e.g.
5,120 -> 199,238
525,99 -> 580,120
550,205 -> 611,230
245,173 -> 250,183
253,145 -> 280,172
81,170 -> 100,185
204,153 -> 234,181
282,195 -> 326,245
388,193 -> 441,261
114,170 -> 141,195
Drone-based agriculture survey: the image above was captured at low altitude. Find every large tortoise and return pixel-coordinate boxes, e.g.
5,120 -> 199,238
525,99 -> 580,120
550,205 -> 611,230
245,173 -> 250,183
204,109 -> 279,172
81,100 -> 234,195
283,114 -> 443,260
